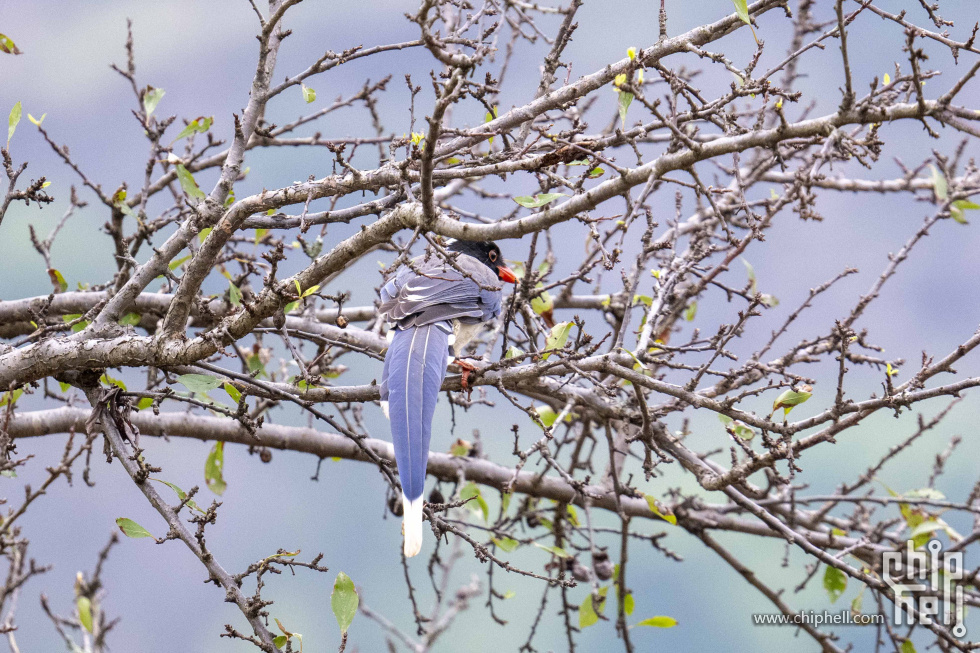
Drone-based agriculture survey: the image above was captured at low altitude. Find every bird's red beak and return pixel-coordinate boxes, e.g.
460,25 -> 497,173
498,266 -> 518,284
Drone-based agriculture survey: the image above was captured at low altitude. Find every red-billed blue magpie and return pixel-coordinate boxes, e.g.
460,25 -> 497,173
379,240 -> 517,557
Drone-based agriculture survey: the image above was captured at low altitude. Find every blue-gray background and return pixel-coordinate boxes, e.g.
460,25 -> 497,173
2,1 -> 979,650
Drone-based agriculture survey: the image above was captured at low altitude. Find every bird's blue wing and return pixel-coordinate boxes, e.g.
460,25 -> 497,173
379,255 -> 503,328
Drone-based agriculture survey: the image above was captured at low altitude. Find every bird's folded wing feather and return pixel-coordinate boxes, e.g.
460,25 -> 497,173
379,255 -> 502,327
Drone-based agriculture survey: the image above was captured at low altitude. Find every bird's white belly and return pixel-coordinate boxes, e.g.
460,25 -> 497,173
450,320 -> 483,357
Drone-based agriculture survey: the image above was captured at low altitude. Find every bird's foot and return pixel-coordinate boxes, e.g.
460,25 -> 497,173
453,358 -> 478,399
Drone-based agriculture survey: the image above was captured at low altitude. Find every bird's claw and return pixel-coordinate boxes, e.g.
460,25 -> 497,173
453,358 -> 478,398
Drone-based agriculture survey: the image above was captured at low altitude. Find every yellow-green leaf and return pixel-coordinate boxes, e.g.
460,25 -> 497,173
175,164 -> 206,200
0,34 -> 23,55
514,193 -> 565,208
644,495 -> 677,525
460,482 -> 489,522
228,280 -> 242,307
579,591 -> 607,629
770,386 -> 812,417
618,90 -> 634,128
77,596 -> 93,633
331,572 -> 359,634
930,165 -> 948,201
28,113 -> 46,126
543,321 -> 573,360
492,536 -> 520,552
119,312 -> 141,326
115,517 -> 153,539
173,116 -> 213,142
178,373 -> 221,394
634,615 -> 677,628
223,382 -> 242,404
823,564 -> 847,603
204,441 -> 227,495
7,101 -> 21,146
301,84 -> 316,104
142,87 -> 165,116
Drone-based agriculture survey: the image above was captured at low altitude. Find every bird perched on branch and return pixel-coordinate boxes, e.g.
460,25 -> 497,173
379,240 -> 517,557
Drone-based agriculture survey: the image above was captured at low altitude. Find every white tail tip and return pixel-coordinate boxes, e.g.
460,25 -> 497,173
402,495 -> 424,558
380,400 -> 390,420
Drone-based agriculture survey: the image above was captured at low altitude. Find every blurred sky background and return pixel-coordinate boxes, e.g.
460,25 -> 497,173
2,0 -> 980,651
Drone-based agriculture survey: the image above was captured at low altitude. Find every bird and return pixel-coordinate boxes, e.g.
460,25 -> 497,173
378,240 -> 517,557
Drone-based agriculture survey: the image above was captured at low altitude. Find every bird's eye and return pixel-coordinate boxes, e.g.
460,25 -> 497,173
489,250 -> 498,262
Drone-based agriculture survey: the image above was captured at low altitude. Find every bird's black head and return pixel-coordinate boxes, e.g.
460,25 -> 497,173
447,240 -> 517,284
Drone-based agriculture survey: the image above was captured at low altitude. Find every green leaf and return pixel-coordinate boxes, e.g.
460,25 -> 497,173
742,258 -> 758,294
77,596 -> 93,633
530,285 -> 554,316
173,116 -> 213,142
119,312 -> 141,326
136,397 -> 154,410
28,112 -> 46,126
178,373 -> 221,394
0,34 -> 23,55
229,281 -> 242,307
273,635 -> 288,649
0,388 -> 23,408
504,346 -> 525,359
485,106 -> 497,145
579,591 -> 606,629
169,254 -> 192,271
901,639 -> 917,653
823,565 -> 847,603
100,373 -> 127,392
115,517 -> 153,539
513,193 -> 566,208
644,495 -> 677,525
142,87 -> 165,116
634,615 -> 677,628
587,166 -> 605,179
492,536 -> 520,552
150,478 -> 204,513
683,302 -> 697,322
223,382 -> 242,404
254,228 -> 268,244
331,572 -> 359,634
909,520 -> 944,546
950,199 -> 979,225
7,101 -> 21,146
7,102 -> 21,149
204,441 -> 227,495
49,268 -> 68,293
62,314 -> 89,333
535,405 -> 559,428
58,381 -> 72,393
175,164 -> 206,200
770,386 -> 813,417
198,226 -> 213,243
460,482 -> 489,522
533,542 -> 572,559
543,321 -> 573,360
623,593 -> 634,616
731,0 -> 750,24
301,284 -> 320,298
301,83 -> 316,104
618,91 -> 634,128
851,590 -> 863,615
930,165 -> 947,201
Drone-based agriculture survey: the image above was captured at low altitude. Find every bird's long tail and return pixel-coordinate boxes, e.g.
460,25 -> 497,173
380,322 -> 450,557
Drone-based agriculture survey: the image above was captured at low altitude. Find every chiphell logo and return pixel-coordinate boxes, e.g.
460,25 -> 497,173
882,538 -> 966,637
